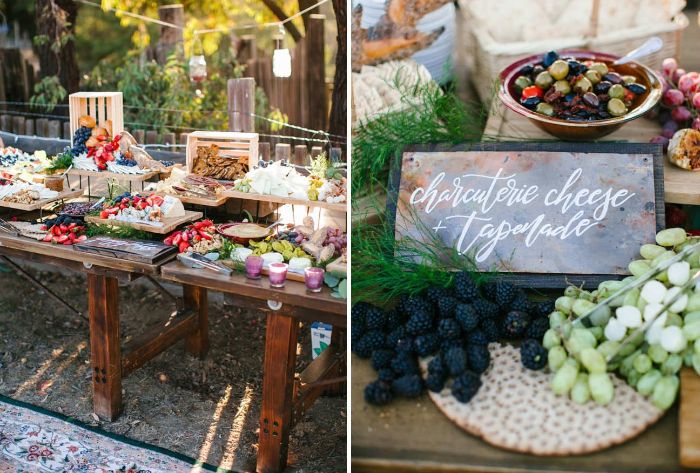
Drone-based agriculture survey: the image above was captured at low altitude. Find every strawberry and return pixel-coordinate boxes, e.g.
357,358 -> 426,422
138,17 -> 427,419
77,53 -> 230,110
163,236 -> 173,246
199,231 -> 212,240
51,226 -> 61,236
68,223 -> 77,230
68,232 -> 77,241
173,234 -> 182,245
59,224 -> 68,232
178,241 -> 190,253
42,234 -> 53,242
56,235 -> 69,244
76,235 -> 87,242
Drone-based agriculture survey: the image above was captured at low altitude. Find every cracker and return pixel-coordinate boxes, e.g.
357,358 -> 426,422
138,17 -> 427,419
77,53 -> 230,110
422,343 -> 664,455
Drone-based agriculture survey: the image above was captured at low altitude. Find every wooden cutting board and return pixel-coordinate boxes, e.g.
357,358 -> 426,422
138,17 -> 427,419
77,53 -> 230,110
85,210 -> 202,234
679,368 -> 700,467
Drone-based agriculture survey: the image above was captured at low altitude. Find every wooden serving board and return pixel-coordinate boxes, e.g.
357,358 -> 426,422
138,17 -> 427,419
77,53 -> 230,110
169,193 -> 228,207
85,210 -> 202,234
68,168 -> 163,182
679,368 -> 700,468
0,188 -> 84,211
222,189 -> 347,212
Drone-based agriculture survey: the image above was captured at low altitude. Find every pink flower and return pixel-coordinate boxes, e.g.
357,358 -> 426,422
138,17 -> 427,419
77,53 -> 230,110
68,445 -> 79,453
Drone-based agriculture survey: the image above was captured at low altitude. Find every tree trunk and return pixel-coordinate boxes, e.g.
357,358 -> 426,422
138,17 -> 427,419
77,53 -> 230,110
261,0 -> 302,42
329,0 -> 346,149
298,0 -> 321,30
35,0 -> 80,100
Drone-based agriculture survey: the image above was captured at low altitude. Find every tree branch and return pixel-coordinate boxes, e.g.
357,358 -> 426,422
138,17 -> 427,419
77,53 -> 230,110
261,0 -> 303,42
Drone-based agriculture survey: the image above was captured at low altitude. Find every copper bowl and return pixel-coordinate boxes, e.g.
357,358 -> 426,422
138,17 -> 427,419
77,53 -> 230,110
498,50 -> 663,141
216,222 -> 271,245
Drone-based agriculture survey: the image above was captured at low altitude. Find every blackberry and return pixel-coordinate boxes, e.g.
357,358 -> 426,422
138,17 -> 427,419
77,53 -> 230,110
437,318 -> 461,340
385,309 -> 404,332
521,339 -> 547,370
509,291 -> 532,314
502,311 -> 531,339
443,346 -> 468,376
472,298 -> 499,319
480,318 -> 501,342
371,349 -> 395,370
386,326 -> 407,349
425,373 -> 445,392
395,336 -> 416,355
494,281 -> 518,308
455,303 -> 479,332
436,295 -> 458,319
391,353 -> 419,375
351,323 -> 365,344
401,295 -> 433,319
467,329 -> 488,346
526,317 -> 549,341
351,302 -> 370,329
453,271 -> 479,302
425,286 -> 449,305
415,333 -> 440,357
534,299 -> 556,318
392,374 -> 423,398
440,338 -> 464,351
451,372 -> 482,403
406,311 -> 434,335
353,330 -> 386,358
377,368 -> 396,383
427,355 -> 446,378
482,282 -> 498,302
467,344 -> 491,374
365,380 -> 393,405
365,305 -> 387,331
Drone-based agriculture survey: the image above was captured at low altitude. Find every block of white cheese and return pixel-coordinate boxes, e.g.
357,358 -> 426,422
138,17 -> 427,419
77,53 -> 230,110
289,257 -> 312,270
231,247 -> 253,262
160,195 -> 185,218
261,252 -> 284,267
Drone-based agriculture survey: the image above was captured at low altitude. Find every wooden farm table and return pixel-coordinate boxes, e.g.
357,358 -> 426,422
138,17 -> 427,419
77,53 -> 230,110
484,99 -> 700,205
160,261 -> 347,473
0,233 -> 208,421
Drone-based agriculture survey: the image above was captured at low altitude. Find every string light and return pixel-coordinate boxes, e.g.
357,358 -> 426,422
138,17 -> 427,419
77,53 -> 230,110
272,25 -> 291,78
188,34 -> 207,83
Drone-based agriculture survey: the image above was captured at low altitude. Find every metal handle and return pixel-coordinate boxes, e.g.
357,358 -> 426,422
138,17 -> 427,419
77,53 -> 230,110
613,37 -> 663,65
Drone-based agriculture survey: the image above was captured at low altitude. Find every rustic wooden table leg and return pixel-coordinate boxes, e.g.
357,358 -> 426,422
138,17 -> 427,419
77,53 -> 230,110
87,273 -> 122,421
257,310 -> 299,473
184,284 -> 209,358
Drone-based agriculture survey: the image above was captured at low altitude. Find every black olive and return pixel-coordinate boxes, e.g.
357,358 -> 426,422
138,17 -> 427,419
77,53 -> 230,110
520,97 -> 541,109
530,65 -> 545,81
602,72 -> 623,84
626,83 -> 647,94
518,65 -> 534,76
543,51 -> 559,68
594,81 -> 612,94
567,60 -> 586,76
582,92 -> 600,107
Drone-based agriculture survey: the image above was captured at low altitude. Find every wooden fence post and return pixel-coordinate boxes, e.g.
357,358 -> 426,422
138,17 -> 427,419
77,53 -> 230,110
63,121 -> 71,140
12,116 -> 25,135
293,144 -> 307,166
162,132 -> 176,150
133,130 -> 145,144
311,146 -> 323,158
146,130 -> 158,145
36,118 -> 48,137
156,4 -> 184,64
47,120 -> 61,138
0,115 -> 10,132
25,119 -> 34,136
259,142 -> 271,162
303,14 -> 327,131
275,143 -> 291,162
228,78 -> 256,132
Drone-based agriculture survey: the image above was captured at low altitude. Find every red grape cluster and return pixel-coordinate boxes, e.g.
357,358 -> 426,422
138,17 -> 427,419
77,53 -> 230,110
325,228 -> 347,254
650,58 -> 700,150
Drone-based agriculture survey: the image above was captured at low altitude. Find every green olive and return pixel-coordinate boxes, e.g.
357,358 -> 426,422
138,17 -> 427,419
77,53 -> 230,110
607,98 -> 627,116
535,71 -> 554,90
536,102 -> 554,116
553,80 -> 571,95
514,75 -> 532,91
589,62 -> 609,76
548,60 -> 570,80
584,69 -> 601,85
622,75 -> 637,85
574,76 -> 593,93
608,83 -> 625,99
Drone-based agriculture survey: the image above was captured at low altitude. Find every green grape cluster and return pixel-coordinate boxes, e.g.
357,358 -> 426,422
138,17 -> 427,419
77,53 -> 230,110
543,228 -> 700,410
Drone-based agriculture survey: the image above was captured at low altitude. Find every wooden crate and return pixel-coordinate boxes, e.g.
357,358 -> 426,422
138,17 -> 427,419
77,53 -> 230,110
68,92 -> 124,145
185,130 -> 259,176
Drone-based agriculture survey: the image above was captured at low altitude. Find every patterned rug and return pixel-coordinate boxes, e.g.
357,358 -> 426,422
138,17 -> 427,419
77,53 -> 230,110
0,394 -> 231,472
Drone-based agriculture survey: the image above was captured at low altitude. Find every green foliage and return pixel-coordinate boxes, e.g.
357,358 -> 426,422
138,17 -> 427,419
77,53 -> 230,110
47,148 -> 74,172
85,223 -> 155,240
352,81 -> 487,194
29,76 -> 67,113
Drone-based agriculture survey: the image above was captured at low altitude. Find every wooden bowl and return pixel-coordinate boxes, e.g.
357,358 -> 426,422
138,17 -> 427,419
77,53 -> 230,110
216,222 -> 271,245
498,50 -> 663,141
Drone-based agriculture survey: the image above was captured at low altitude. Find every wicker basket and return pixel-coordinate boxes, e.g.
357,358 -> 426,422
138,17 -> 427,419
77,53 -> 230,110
462,0 -> 689,103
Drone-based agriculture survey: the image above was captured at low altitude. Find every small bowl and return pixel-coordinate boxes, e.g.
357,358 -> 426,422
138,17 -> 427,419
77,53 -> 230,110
498,50 -> 663,141
216,222 -> 271,245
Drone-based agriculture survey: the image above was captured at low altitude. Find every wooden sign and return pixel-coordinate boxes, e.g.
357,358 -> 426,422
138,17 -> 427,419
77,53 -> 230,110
387,142 -> 665,287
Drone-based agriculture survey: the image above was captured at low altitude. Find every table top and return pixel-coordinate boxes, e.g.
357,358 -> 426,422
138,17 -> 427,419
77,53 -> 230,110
484,100 -> 700,206
223,189 -> 348,213
67,168 -> 162,182
351,356 -> 690,473
160,260 -> 347,318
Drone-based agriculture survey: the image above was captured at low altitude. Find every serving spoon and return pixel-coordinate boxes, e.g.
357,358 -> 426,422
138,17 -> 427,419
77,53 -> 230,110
613,36 -> 663,65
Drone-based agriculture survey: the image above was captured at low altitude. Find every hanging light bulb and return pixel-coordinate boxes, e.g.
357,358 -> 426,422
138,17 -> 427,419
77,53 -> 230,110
272,24 -> 291,78
189,34 -> 207,83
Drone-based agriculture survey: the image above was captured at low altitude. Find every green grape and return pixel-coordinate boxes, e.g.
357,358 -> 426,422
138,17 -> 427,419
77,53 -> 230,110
667,312 -> 683,327
683,320 -> 700,341
662,354 -> 683,375
573,299 -> 596,318
564,286 -> 579,298
685,311 -> 700,325
548,346 -> 567,372
623,288 -> 640,307
589,326 -> 604,341
589,305 -> 611,327
695,338 -> 700,356
648,344 -> 669,364
552,360 -> 579,396
636,296 -> 648,312
633,353 -> 652,374
560,320 -> 573,338
549,311 -> 567,329
571,373 -> 590,404
651,250 -> 676,267
543,329 -> 561,349
578,291 -> 593,302
618,342 -> 638,358
566,328 -> 597,355
627,368 -> 641,387
656,270 -> 669,283
580,347 -> 607,374
640,244 -> 666,260
589,372 -> 615,405
597,340 -> 621,360
693,353 -> 700,376
629,260 -> 651,277
555,296 -> 575,315
621,349 -> 641,374
687,293 -> 700,312
656,228 -> 687,247
651,375 -> 679,410
637,369 -> 662,396
684,348 -> 694,367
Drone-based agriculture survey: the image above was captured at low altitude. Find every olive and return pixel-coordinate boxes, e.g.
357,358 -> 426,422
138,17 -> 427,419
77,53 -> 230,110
548,59 -> 569,80
530,65 -> 545,81
534,71 -> 554,89
626,83 -> 647,95
573,76 -> 593,94
622,75 -> 637,85
585,69 -> 602,85
608,83 -> 625,99
514,75 -> 533,91
543,51 -> 559,68
518,65 -> 534,76
607,98 -> 627,117
602,72 -> 623,84
564,93 -> 576,102
589,62 -> 609,76
521,97 -> 541,109
553,80 -> 571,95
567,60 -> 586,75
535,102 -> 554,116
582,92 -> 600,107
594,81 -> 612,94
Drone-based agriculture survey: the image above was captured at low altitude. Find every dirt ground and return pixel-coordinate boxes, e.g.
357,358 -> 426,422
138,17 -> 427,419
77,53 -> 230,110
0,266 -> 346,472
